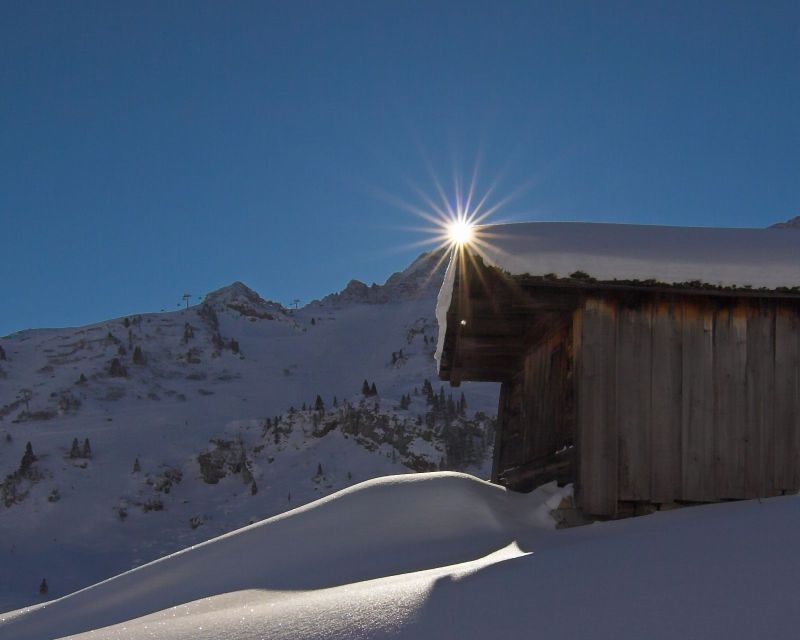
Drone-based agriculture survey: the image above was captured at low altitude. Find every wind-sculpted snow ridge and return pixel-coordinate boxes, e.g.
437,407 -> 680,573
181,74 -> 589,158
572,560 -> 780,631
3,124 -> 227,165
5,477 -> 800,640
0,473 -> 569,640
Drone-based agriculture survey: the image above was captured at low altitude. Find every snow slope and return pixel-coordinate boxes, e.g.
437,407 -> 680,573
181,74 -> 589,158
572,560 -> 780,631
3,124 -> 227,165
0,250 -> 499,610
3,472 -> 800,640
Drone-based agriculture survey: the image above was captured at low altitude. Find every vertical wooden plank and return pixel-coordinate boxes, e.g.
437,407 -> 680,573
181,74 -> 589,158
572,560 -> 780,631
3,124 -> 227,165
681,303 -> 715,502
712,306 -> 747,499
497,377 -> 524,474
774,307 -> 800,492
745,303 -> 775,498
577,297 -> 618,517
616,304 -> 652,502
548,324 -> 575,453
491,381 -> 510,484
572,308 -> 585,508
774,307 -> 800,493
529,340 -> 552,460
650,301 -> 682,504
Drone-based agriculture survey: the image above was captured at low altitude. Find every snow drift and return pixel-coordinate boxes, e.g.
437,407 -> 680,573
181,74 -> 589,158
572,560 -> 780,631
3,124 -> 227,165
4,472 -> 800,639
0,473 -> 566,640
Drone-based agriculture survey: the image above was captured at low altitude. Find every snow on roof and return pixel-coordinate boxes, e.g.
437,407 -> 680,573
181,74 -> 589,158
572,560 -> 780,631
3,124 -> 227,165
436,222 -> 800,365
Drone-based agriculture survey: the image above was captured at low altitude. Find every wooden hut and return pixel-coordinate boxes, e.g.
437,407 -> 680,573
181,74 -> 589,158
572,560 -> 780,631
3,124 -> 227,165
437,222 -> 800,517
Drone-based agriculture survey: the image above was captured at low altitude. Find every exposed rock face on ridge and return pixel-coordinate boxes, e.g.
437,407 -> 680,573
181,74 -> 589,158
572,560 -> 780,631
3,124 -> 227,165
203,281 -> 291,320
316,248 -> 450,306
770,216 -> 800,229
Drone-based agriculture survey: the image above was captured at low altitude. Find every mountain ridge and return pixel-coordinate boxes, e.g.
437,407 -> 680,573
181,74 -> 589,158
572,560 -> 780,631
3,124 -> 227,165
0,247 -> 498,611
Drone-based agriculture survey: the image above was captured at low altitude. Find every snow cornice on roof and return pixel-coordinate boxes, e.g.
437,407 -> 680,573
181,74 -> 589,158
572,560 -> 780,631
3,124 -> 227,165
435,221 -> 800,368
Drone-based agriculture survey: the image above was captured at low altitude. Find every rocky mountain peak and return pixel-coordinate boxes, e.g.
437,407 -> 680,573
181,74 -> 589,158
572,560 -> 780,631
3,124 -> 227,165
203,281 -> 288,320
770,216 -> 800,229
316,248 -> 451,307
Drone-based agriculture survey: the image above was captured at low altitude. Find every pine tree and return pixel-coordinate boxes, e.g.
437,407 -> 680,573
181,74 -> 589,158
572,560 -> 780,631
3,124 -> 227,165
459,392 -> 467,416
124,317 -> 130,328
117,345 -> 127,356
370,382 -> 378,396
127,329 -> 133,350
20,442 -> 36,474
250,480 -> 258,495
132,346 -> 145,365
316,462 -> 323,477
314,394 -> 325,411
69,438 -> 80,459
109,358 -> 127,377
77,373 -> 87,385
333,396 -> 338,408
82,438 -> 92,459
39,578 -> 48,596
447,394 -> 456,420
0,345 -> 6,360
361,379 -> 370,396
132,457 -> 141,473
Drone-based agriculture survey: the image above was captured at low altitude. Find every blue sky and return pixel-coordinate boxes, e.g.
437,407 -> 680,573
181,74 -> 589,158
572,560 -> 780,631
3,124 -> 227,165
1,1 -> 798,335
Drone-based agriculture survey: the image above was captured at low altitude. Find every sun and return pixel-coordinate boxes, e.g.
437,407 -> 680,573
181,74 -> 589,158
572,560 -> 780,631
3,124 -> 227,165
448,219 -> 474,246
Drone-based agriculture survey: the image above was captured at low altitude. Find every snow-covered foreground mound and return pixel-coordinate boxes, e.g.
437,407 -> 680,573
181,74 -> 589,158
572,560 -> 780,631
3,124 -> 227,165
0,473 -> 567,640
5,473 -> 800,640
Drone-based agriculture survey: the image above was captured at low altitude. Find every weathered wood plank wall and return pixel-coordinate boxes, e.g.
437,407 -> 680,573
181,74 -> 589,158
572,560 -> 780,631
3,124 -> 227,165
574,296 -> 800,517
650,302 -> 682,503
774,309 -> 800,492
494,321 -> 576,489
681,305 -> 715,502
577,298 -> 618,516
712,307 -> 746,499
617,304 -> 652,502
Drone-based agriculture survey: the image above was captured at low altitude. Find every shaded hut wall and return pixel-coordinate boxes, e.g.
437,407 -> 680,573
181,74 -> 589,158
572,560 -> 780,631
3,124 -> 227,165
575,295 -> 800,518
493,320 -> 576,489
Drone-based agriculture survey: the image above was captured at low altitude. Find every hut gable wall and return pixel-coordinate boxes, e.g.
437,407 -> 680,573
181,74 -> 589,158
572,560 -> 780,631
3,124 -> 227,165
574,294 -> 800,517
438,252 -> 800,518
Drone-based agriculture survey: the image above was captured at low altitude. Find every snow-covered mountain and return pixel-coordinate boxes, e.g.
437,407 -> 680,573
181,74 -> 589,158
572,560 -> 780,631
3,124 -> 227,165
0,249 -> 499,611
770,215 -> 800,229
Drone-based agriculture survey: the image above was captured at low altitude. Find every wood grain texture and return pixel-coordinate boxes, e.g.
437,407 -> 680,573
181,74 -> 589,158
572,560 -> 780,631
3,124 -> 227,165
681,305 -> 715,502
650,302 -> 683,504
616,304 -> 653,502
745,304 -> 775,498
577,298 -> 618,516
712,306 -> 747,499
774,308 -> 800,493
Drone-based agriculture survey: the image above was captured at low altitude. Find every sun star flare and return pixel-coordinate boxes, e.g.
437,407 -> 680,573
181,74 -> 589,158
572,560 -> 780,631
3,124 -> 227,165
448,219 -> 474,246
